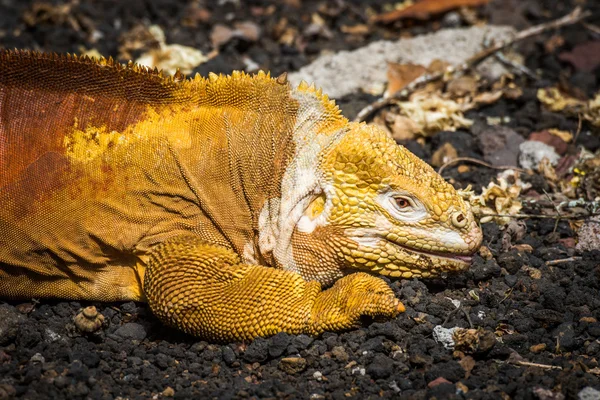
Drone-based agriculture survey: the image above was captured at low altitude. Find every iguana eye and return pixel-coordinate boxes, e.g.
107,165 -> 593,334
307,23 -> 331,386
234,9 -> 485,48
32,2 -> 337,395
392,196 -> 412,211
379,192 -> 427,222
394,197 -> 410,208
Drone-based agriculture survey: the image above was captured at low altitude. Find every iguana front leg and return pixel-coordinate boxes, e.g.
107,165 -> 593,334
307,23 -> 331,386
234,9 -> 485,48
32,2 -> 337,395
144,235 -> 404,341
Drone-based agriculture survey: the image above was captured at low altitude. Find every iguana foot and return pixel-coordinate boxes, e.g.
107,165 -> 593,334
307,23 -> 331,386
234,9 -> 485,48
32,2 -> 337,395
308,272 -> 404,335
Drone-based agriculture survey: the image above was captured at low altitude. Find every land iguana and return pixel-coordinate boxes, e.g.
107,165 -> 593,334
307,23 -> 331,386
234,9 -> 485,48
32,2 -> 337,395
0,50 -> 482,341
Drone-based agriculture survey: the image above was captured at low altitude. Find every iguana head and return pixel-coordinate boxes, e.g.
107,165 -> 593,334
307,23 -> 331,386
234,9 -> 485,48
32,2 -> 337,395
286,120 -> 482,283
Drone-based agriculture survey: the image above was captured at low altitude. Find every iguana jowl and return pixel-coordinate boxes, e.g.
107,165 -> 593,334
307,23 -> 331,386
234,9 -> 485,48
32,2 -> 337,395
0,50 -> 482,341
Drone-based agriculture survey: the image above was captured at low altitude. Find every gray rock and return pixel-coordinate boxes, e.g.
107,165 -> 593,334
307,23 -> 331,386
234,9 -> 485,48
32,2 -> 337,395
478,126 -> 525,167
0,304 -> 26,345
222,346 -> 236,365
578,387 -> 600,400
243,337 -> 269,363
367,354 -> 394,379
575,215 -> 600,252
291,334 -> 314,350
269,332 -> 291,358
289,25 -> 515,98
554,323 -> 578,351
470,259 -> 501,281
114,323 -> 147,341
519,140 -> 560,169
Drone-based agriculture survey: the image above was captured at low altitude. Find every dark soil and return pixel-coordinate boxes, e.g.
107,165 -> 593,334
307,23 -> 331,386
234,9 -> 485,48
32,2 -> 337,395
1,0 -> 600,399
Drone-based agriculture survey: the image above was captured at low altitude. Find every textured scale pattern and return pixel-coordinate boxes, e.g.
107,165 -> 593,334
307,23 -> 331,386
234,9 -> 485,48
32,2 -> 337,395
0,50 -> 481,341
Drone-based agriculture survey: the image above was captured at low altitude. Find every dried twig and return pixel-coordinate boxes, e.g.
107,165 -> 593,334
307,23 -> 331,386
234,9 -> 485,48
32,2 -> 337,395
493,52 -> 537,79
574,113 -> 583,143
499,286 -> 516,305
478,212 -> 596,220
354,7 -> 591,122
438,156 -> 525,175
524,198 -> 600,214
462,307 -> 474,329
546,257 -> 583,266
583,22 -> 600,37
514,360 -> 563,370
542,190 -> 562,233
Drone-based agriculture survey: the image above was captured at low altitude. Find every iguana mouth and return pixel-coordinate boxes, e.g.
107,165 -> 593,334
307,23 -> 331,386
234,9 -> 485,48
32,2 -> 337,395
349,234 -> 475,265
386,239 -> 474,265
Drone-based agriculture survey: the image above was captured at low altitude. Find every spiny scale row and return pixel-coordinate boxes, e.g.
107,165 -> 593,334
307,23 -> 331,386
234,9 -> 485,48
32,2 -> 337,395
1,49 -> 340,112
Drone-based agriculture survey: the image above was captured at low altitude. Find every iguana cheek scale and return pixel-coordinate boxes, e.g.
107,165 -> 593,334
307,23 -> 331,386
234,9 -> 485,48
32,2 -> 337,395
0,50 -> 482,341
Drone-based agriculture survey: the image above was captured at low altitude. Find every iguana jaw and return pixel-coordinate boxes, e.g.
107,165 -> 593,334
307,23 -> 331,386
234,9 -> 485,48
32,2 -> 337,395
383,237 -> 474,265
346,222 -> 479,278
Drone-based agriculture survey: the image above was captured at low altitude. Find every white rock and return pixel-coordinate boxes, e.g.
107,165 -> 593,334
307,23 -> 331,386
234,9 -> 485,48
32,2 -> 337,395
518,140 -> 560,170
288,25 -> 516,98
432,325 -> 461,350
578,387 -> 600,400
30,353 -> 45,363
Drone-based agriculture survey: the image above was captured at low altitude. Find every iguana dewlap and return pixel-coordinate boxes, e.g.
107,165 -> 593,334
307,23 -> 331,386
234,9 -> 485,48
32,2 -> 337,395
0,50 -> 482,341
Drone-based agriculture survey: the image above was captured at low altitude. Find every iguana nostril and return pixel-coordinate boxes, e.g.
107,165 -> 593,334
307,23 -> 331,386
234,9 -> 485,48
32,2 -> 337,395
452,212 -> 467,228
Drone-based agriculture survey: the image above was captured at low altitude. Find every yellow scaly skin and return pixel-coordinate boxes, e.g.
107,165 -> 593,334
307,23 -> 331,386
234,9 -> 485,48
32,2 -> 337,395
0,50 -> 482,341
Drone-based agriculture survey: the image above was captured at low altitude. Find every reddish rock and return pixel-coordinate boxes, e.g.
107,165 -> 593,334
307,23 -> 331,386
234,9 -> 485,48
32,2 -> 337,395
559,41 -> 600,72
529,131 -> 568,155
428,377 -> 453,388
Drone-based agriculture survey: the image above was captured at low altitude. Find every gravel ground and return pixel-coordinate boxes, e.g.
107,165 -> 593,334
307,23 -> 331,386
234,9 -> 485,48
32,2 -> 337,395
1,0 -> 600,399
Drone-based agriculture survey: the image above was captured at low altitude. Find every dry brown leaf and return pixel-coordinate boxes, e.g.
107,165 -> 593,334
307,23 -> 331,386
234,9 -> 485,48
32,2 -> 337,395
586,93 -> 600,127
473,90 -> 504,106
503,83 -> 523,100
210,24 -> 235,48
544,34 -> 565,53
456,382 -> 469,394
431,142 -> 458,167
211,21 -> 261,48
340,24 -> 370,35
522,266 -> 542,279
385,59 -> 451,98
459,356 -> 476,378
389,115 -> 421,141
537,87 -> 587,113
538,157 -> 559,184
548,128 -> 573,143
530,343 -> 547,353
372,0 -> 490,23
447,75 -> 478,97
428,59 -> 452,74
457,165 -> 471,173
479,245 -> 493,260
513,244 -> 533,253
234,21 -> 262,42
538,88 -> 600,127
386,62 -> 428,98
463,170 -> 530,225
